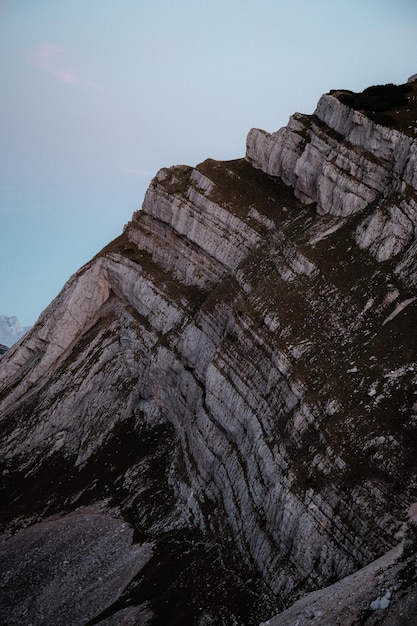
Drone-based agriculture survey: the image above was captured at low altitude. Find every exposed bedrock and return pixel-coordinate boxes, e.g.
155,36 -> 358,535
1,85 -> 417,624
247,93 -> 417,207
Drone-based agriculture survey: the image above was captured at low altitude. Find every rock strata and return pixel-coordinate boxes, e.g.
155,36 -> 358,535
1,78 -> 417,625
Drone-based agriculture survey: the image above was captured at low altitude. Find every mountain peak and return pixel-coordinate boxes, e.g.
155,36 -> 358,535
0,315 -> 30,347
1,77 -> 417,625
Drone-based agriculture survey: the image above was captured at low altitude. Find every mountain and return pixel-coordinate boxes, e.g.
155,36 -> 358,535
0,315 -> 30,347
1,77 -> 417,625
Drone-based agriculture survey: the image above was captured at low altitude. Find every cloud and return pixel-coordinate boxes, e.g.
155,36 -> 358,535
32,43 -> 98,88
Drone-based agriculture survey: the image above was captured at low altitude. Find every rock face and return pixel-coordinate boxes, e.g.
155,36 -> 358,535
1,78 -> 417,625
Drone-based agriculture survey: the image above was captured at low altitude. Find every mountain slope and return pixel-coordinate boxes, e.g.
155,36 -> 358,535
1,78 -> 417,625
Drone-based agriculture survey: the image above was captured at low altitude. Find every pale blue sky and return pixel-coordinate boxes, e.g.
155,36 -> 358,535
1,0 -> 417,326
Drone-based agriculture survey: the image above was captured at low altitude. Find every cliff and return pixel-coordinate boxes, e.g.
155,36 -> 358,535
1,77 -> 417,625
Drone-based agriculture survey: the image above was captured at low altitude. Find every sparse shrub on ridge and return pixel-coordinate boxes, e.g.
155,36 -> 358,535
333,82 -> 412,127
367,111 -> 396,126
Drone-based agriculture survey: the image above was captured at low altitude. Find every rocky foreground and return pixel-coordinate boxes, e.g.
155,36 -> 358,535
1,78 -> 417,625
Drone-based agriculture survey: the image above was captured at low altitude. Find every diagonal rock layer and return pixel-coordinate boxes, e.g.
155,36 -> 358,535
2,77 -> 417,625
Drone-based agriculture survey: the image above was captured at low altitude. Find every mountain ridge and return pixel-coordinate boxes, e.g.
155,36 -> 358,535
1,77 -> 417,625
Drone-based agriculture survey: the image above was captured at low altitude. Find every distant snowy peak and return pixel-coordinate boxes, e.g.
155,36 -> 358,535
0,315 -> 30,347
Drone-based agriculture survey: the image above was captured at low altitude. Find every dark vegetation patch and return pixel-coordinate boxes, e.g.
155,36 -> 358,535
336,83 -> 411,113
197,157 -> 300,223
0,413 -> 175,534
296,257 -> 417,499
88,524 -> 278,626
299,213 -> 417,459
154,164 -> 194,196
330,81 -> 417,135
223,197 -> 417,523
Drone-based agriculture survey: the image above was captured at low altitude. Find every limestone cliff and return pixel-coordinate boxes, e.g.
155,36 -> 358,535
1,77 -> 417,625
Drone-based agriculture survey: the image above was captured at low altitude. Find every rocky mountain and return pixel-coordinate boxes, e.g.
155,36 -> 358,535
0,315 -> 30,347
1,77 -> 417,625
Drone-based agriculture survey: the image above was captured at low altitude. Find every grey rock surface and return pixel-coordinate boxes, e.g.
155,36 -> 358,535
0,508 -> 153,626
1,79 -> 417,625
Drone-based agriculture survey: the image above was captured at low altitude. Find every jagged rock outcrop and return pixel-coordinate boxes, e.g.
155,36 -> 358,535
1,77 -> 417,625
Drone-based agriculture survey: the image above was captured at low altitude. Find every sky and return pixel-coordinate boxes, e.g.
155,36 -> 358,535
1,0 -> 417,327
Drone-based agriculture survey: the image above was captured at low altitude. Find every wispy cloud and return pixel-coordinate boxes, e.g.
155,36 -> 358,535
32,43 -> 98,88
